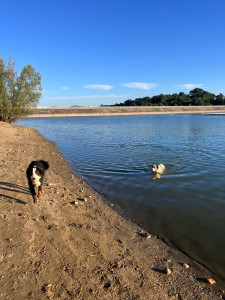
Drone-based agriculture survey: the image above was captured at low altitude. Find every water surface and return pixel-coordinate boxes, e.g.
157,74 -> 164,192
18,114 -> 225,279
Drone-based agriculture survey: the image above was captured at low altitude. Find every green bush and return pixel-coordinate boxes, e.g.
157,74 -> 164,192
0,55 -> 42,122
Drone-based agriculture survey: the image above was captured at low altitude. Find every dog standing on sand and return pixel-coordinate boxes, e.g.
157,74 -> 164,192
26,160 -> 49,204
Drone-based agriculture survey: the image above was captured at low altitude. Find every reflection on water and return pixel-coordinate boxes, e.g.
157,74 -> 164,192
18,114 -> 225,279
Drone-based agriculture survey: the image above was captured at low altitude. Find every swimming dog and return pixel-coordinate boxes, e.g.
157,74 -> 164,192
152,164 -> 166,174
26,160 -> 49,204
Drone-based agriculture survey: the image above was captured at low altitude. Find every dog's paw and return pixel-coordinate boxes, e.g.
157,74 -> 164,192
38,190 -> 44,197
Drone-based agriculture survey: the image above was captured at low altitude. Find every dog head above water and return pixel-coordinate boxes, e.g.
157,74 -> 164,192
152,164 -> 166,174
27,160 -> 49,186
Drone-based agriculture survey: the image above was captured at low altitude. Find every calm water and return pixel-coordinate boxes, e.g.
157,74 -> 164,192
18,114 -> 225,279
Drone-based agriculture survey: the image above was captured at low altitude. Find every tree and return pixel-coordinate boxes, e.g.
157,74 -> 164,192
213,93 -> 225,105
189,88 -> 215,105
151,94 -> 164,105
0,55 -> 42,122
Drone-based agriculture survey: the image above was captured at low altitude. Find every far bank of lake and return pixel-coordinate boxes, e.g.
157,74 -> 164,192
29,105 -> 225,118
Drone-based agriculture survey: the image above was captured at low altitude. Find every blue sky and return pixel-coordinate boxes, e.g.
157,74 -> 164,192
1,0 -> 225,107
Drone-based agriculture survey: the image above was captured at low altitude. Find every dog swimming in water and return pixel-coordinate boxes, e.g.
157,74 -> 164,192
152,164 -> 166,174
152,164 -> 166,180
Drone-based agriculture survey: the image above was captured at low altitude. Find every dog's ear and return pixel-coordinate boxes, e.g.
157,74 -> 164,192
40,160 -> 49,170
28,161 -> 37,168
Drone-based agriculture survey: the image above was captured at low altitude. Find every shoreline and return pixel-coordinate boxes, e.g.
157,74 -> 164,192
27,105 -> 225,118
0,121 -> 224,299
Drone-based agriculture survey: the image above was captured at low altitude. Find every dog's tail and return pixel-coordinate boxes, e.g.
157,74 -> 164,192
40,160 -> 50,170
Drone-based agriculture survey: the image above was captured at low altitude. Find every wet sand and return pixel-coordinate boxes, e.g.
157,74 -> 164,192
0,121 -> 224,299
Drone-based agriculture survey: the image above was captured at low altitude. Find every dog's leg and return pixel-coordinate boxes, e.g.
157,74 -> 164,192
33,195 -> 38,204
28,182 -> 38,204
38,185 -> 43,197
38,176 -> 45,198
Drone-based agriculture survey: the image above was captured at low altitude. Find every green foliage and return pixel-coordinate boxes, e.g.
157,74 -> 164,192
0,55 -> 42,122
113,88 -> 225,107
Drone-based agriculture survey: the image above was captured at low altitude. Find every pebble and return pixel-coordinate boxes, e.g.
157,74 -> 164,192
47,183 -> 57,187
207,278 -> 216,285
42,283 -> 52,293
183,263 -> 190,269
70,201 -> 79,205
145,233 -> 151,239
166,268 -> 172,275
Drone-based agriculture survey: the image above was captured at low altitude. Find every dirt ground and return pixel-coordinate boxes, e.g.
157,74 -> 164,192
0,121 -> 224,299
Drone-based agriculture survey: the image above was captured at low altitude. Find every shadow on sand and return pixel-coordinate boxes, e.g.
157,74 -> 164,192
0,182 -> 28,205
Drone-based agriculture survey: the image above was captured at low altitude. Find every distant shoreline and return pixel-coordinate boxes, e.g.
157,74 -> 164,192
28,105 -> 225,118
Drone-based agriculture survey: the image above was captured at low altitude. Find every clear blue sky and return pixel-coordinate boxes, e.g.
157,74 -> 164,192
1,0 -> 225,107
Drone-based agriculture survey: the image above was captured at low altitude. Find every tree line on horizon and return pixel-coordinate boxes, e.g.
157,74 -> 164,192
111,88 -> 225,107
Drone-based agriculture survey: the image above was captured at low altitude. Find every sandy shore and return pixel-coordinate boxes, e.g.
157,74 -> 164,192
28,105 -> 225,118
0,121 -> 224,299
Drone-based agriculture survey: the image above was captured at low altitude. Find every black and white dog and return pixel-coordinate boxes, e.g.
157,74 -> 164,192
26,160 -> 49,204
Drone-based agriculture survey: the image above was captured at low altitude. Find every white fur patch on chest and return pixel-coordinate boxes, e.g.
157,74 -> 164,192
31,167 -> 41,186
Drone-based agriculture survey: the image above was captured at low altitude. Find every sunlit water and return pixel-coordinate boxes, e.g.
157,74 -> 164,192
18,114 -> 225,279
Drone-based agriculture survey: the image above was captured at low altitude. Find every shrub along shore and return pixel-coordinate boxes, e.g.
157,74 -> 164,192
0,121 -> 224,299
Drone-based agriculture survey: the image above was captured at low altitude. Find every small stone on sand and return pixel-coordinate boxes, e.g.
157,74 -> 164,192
166,268 -> 172,275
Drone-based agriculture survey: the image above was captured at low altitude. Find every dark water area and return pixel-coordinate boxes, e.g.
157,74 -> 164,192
18,114 -> 225,279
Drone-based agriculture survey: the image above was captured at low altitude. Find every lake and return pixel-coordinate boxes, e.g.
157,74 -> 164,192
18,114 -> 225,279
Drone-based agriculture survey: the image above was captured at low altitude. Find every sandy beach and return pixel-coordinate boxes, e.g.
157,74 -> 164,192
0,121 -> 224,299
28,105 -> 225,118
